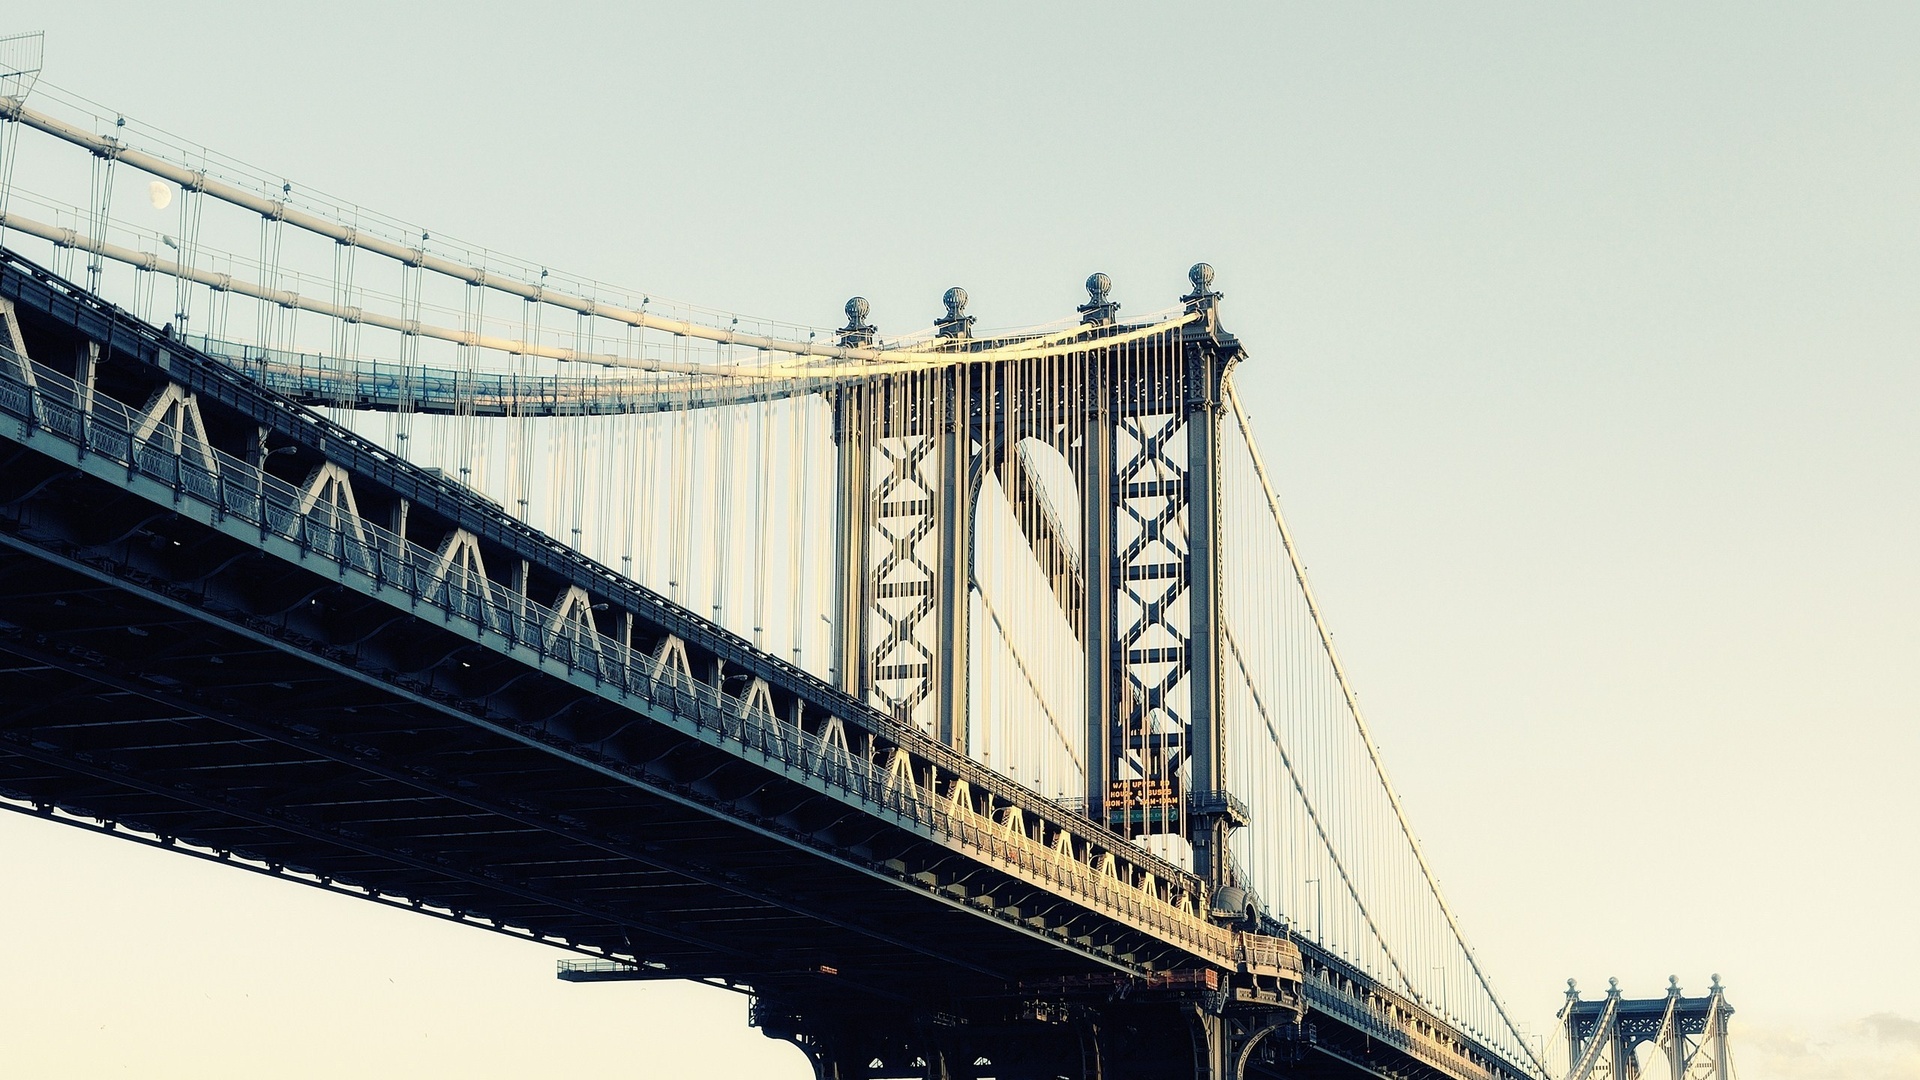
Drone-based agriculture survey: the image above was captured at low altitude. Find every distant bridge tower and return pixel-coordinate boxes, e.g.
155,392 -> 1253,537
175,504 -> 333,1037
1560,976 -> 1734,1080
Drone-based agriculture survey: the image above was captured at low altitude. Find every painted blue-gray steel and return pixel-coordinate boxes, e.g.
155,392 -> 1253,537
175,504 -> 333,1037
1304,980 -> 1517,1080
0,281 -> 1229,966
184,334 -> 817,416
0,251 -> 1550,1080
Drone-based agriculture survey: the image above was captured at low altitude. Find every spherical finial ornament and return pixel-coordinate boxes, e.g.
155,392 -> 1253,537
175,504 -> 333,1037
1567,979 -> 1578,991
838,296 -> 878,346
1711,973 -> 1722,988
1189,262 -> 1216,291
1608,977 -> 1619,991
1086,272 -> 1112,300
943,287 -> 968,318
1669,975 -> 1680,989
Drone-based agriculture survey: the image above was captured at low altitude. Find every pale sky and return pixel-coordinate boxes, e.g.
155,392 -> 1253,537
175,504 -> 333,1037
3,4 -> 1917,1077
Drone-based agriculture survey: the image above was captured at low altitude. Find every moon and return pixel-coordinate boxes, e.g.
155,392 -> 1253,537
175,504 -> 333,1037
148,180 -> 173,211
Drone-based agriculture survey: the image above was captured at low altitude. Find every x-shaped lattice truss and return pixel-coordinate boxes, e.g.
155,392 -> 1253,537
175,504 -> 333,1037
1112,410 -> 1192,787
866,431 -> 941,731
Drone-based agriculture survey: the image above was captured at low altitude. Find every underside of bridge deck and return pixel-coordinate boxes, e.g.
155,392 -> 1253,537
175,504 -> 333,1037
0,454 -> 1157,999
0,367 -> 1321,1080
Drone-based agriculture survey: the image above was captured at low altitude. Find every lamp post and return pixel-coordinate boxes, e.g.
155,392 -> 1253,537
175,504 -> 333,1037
256,441 -> 297,520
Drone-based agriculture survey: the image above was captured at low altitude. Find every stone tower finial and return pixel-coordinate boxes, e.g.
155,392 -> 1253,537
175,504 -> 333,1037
1182,261 -> 1222,315
935,286 -> 975,339
839,296 -> 876,348
1078,272 -> 1119,325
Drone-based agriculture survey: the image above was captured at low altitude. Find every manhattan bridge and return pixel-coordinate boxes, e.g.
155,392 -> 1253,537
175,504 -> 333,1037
0,34 -> 1734,1080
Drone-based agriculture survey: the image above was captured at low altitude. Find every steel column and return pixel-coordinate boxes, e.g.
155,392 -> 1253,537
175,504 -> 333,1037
1081,368 -> 1115,820
933,369 -> 972,751
832,382 -> 872,700
1183,335 -> 1231,894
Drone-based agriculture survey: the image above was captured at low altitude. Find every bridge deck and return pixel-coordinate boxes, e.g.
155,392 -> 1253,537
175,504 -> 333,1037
0,528 -> 1095,994
0,249 -> 1224,998
0,248 -> 1532,1080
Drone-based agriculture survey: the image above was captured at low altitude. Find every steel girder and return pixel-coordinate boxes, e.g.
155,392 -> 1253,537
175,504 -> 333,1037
0,249 -> 1229,997
827,328 -> 1243,896
0,247 -> 1532,1080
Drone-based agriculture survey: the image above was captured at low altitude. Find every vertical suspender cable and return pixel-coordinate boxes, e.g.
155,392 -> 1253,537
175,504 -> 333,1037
1224,381 -> 1546,1076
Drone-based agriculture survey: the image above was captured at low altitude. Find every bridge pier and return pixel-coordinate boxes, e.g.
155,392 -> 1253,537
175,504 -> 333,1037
755,997 -> 1083,1080
754,990 -> 1309,1080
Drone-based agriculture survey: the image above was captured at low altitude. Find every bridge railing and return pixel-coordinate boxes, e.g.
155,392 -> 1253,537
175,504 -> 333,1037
10,246 -> 1219,920
0,340 -> 1236,967
635,662 -> 1232,956
1294,959 -> 1518,1080
700,692 -> 1226,946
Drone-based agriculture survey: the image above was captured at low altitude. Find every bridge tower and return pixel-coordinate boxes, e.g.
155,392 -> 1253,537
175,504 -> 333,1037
1082,264 -> 1246,898
1561,976 -> 1734,1080
828,268 -> 1247,898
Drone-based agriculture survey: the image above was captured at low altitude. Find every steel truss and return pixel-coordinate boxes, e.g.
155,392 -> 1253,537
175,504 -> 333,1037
0,247 -> 1540,1080
831,285 -> 1245,895
0,246 -> 1234,984
1562,978 -> 1734,1080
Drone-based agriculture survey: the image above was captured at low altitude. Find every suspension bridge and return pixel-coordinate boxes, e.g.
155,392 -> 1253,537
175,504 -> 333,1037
0,33 -> 1729,1080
